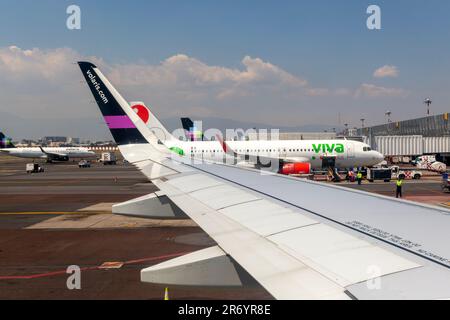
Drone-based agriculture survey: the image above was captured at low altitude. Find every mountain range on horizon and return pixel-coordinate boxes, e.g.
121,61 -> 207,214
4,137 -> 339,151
1,110 -> 342,141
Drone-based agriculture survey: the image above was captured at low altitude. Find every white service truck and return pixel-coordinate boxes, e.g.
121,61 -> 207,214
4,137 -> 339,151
26,163 -> 44,174
367,165 -> 422,182
100,152 -> 117,165
390,165 -> 422,180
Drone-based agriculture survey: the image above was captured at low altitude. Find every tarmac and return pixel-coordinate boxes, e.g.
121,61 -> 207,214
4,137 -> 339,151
0,155 -> 271,300
339,178 -> 449,208
0,155 -> 448,299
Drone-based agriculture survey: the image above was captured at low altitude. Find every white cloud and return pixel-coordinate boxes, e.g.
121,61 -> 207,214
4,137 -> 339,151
108,54 -> 309,100
0,46 -> 324,130
0,45 -> 415,138
373,65 -> 399,78
0,46 -> 84,81
355,83 -> 409,98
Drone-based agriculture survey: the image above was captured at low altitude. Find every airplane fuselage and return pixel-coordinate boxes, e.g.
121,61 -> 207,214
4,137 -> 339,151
165,139 -> 384,169
0,147 -> 96,161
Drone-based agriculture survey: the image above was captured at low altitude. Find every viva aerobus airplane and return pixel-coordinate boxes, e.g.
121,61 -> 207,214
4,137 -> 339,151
0,132 -> 96,162
127,101 -> 384,174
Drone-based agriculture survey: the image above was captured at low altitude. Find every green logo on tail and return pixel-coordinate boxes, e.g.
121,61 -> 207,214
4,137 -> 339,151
170,147 -> 184,156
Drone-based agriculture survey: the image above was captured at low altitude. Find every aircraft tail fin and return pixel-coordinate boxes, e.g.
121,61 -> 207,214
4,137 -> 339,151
181,118 -> 194,133
77,62 -> 148,146
181,117 -> 204,141
0,132 -> 15,149
129,102 -> 175,142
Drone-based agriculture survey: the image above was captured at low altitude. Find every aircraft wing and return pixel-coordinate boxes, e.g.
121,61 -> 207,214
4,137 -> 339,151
38,147 -> 69,160
78,61 -> 450,300
117,141 -> 450,299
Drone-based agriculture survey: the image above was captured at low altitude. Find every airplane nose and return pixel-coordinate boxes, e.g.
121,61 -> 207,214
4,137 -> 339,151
370,151 -> 384,165
376,151 -> 384,162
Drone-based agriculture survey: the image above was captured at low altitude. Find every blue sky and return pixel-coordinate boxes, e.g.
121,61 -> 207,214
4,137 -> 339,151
0,1 -> 449,138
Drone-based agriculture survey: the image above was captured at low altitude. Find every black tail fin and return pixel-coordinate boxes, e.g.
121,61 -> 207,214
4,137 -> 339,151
78,61 -> 147,145
0,132 -> 15,149
181,117 -> 204,141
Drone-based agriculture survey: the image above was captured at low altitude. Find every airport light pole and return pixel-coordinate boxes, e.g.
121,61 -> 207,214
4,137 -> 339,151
424,98 -> 432,116
360,118 -> 365,128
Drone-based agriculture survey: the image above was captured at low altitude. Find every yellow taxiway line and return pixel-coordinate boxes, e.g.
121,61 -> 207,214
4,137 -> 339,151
0,212 -> 89,215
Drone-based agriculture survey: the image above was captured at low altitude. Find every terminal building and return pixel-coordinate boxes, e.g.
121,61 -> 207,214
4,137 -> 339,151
357,113 -> 450,164
247,132 -> 337,141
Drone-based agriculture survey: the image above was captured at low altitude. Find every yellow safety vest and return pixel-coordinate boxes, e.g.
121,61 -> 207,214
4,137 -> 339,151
396,180 -> 403,187
357,173 -> 362,179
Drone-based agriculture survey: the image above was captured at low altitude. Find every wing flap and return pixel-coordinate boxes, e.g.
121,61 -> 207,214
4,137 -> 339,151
188,184 -> 260,210
269,224 -> 420,287
219,199 -> 318,237
167,173 -> 224,193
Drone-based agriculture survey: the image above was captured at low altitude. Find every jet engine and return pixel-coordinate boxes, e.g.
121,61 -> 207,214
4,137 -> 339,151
280,162 -> 311,175
47,155 -> 70,162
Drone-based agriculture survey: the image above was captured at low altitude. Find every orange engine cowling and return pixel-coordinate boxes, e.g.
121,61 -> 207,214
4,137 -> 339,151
280,162 -> 311,175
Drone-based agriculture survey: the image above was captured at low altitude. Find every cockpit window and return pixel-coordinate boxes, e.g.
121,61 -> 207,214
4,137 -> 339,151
363,147 -> 372,152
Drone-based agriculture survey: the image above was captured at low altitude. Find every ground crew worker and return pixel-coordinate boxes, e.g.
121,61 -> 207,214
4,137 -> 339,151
347,170 -> 354,182
396,178 -> 403,198
356,171 -> 363,185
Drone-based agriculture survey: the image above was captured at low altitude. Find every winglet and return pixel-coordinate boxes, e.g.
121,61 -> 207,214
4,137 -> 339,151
78,61 -> 148,146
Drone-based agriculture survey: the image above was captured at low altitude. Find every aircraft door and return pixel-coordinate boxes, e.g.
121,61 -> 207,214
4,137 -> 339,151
322,157 -> 336,169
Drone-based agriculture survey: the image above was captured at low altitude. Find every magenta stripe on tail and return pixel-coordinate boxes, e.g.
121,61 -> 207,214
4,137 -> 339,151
104,116 -> 136,129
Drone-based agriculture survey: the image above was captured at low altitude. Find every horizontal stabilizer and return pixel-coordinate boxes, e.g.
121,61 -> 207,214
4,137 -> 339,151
141,246 -> 256,287
113,192 -> 188,219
